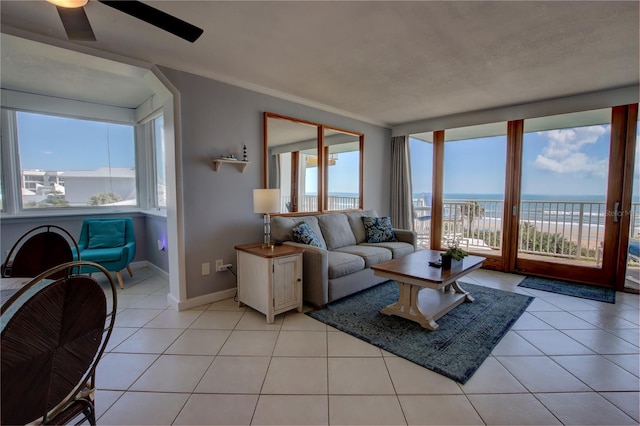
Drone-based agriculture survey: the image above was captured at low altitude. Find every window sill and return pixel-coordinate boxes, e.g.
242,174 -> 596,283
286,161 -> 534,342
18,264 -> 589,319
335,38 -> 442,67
142,208 -> 167,218
0,207 -> 144,222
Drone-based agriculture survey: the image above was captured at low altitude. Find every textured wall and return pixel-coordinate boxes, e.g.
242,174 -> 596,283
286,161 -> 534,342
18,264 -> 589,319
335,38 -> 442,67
159,66 -> 391,299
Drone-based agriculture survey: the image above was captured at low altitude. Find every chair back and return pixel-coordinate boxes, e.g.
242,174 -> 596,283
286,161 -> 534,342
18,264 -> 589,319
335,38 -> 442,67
1,261 -> 117,425
78,218 -> 136,252
1,225 -> 80,280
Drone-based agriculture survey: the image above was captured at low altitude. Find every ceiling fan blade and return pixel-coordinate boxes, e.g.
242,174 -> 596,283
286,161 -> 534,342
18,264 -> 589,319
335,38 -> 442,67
56,6 -> 96,41
98,0 -> 203,43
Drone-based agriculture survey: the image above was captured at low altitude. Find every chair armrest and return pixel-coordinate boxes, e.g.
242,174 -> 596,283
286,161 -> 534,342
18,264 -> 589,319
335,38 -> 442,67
394,229 -> 417,250
121,242 -> 136,262
284,242 -> 329,307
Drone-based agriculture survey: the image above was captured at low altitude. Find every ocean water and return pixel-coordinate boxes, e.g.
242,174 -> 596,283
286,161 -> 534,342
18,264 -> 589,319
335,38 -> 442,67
411,193 -> 640,229
323,192 -> 639,229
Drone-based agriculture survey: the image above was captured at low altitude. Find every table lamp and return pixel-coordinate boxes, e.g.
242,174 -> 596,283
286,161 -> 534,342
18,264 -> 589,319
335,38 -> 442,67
253,188 -> 280,248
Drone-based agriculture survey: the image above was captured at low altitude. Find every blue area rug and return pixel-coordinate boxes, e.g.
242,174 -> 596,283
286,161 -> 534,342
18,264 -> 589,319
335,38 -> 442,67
307,281 -> 533,384
518,276 -> 615,304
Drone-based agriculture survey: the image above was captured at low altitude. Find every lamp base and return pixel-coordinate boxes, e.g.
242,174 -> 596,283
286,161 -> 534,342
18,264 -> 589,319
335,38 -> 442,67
262,213 -> 273,249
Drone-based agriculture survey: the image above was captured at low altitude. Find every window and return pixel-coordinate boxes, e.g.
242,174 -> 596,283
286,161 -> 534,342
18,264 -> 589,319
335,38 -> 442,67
14,111 -> 136,209
153,115 -> 166,208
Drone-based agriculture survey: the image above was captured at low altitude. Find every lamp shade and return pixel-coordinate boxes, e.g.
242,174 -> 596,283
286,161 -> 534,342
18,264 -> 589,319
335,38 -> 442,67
47,0 -> 88,7
253,189 -> 280,214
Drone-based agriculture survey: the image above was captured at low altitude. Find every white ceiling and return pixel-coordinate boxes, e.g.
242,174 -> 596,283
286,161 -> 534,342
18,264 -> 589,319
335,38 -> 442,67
1,1 -> 638,127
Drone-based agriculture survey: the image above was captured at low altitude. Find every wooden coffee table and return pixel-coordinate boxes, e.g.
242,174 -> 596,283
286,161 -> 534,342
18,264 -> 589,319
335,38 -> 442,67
371,250 -> 485,330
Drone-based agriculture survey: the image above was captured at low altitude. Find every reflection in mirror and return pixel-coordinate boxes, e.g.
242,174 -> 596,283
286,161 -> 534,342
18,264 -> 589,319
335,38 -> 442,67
264,113 -> 320,213
324,127 -> 364,211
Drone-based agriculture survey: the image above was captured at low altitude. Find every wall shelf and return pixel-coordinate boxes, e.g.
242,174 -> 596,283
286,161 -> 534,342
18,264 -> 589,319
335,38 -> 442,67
211,158 -> 250,173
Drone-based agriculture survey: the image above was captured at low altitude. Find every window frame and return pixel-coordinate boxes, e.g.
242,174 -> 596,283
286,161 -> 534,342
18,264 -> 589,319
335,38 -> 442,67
0,106 -> 165,217
152,114 -> 166,209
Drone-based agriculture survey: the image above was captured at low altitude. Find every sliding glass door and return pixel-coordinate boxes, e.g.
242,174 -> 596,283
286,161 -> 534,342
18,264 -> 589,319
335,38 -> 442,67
513,107 -> 636,287
407,104 -> 638,289
623,118 -> 639,292
518,109 -> 611,268
442,123 -> 507,265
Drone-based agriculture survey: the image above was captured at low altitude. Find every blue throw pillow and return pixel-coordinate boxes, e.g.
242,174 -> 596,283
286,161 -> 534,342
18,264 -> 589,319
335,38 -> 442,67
87,220 -> 126,249
362,216 -> 397,243
292,222 -> 326,249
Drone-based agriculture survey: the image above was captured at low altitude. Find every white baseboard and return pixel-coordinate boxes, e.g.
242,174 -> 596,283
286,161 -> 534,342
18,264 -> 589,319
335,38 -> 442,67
132,260 -> 236,311
132,260 -> 169,280
167,287 -> 237,311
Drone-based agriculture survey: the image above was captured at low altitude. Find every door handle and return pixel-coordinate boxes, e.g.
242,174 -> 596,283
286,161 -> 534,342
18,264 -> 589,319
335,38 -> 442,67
614,201 -> 620,223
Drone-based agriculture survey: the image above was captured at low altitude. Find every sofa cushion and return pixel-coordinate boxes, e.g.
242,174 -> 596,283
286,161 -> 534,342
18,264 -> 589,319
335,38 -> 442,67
335,245 -> 392,268
271,216 -> 327,248
87,220 -> 126,249
362,216 -> 397,243
327,251 -> 365,279
344,210 -> 378,244
360,241 -> 414,258
292,222 -> 326,249
318,213 -> 356,250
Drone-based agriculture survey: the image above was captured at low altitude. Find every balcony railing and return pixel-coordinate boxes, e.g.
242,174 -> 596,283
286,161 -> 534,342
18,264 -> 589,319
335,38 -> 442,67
277,194 -> 639,265
414,199 -> 640,264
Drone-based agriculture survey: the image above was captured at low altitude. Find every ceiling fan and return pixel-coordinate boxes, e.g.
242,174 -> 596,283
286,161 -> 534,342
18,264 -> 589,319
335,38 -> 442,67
47,0 -> 204,43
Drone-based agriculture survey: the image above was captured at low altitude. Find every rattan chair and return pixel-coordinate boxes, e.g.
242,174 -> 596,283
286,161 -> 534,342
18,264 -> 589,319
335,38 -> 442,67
1,225 -> 80,280
1,261 -> 117,425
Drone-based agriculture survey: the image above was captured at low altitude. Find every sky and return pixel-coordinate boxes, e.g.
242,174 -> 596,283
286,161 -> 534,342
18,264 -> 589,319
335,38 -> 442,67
305,150 -> 360,194
410,123 -> 640,200
17,111 -> 135,170
15,111 -> 640,201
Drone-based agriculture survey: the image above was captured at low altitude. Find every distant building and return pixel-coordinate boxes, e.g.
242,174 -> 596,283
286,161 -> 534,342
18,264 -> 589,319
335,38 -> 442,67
21,169 -> 64,194
21,170 -> 65,205
62,167 -> 136,206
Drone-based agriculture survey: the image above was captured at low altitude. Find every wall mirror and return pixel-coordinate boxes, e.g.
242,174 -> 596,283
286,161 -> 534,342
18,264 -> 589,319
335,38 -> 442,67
323,126 -> 364,211
264,112 -> 364,213
264,113 -> 321,213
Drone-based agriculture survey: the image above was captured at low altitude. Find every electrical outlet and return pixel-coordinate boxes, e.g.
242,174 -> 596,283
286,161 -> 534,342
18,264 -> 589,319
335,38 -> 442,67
202,262 -> 210,275
215,259 -> 224,272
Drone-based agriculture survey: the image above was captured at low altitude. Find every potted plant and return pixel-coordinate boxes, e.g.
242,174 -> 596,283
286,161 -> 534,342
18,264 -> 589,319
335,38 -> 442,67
440,241 -> 468,269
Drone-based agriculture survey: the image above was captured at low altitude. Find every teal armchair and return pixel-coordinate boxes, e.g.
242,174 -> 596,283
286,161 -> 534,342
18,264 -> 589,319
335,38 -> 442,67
73,218 -> 136,289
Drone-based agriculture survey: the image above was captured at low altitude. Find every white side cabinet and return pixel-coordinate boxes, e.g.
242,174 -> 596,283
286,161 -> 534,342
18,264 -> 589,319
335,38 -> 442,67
235,243 -> 304,323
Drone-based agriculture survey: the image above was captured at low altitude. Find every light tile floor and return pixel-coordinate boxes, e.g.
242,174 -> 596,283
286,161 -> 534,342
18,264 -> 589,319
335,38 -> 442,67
94,265 -> 639,425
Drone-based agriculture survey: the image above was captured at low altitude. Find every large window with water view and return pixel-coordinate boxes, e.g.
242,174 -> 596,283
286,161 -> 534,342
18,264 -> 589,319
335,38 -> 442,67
16,111 -> 136,209
520,109 -> 611,266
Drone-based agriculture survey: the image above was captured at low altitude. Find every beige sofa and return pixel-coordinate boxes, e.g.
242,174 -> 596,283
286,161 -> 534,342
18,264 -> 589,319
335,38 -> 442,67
270,210 -> 417,307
